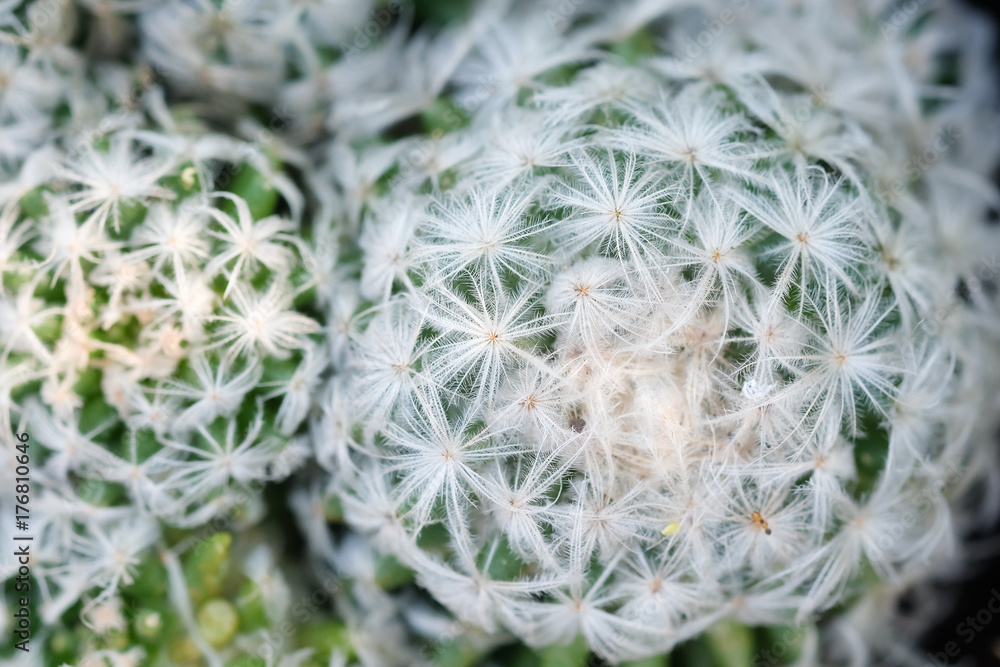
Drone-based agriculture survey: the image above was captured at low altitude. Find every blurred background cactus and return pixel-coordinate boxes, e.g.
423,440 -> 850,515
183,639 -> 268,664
3,1 -> 1000,666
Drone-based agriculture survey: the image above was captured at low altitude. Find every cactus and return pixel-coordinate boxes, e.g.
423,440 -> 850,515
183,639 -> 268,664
306,1 -> 1000,665
1,1 -> 1000,666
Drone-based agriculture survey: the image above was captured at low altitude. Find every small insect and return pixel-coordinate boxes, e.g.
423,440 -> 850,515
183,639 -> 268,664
751,511 -> 772,535
568,408 -> 586,433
